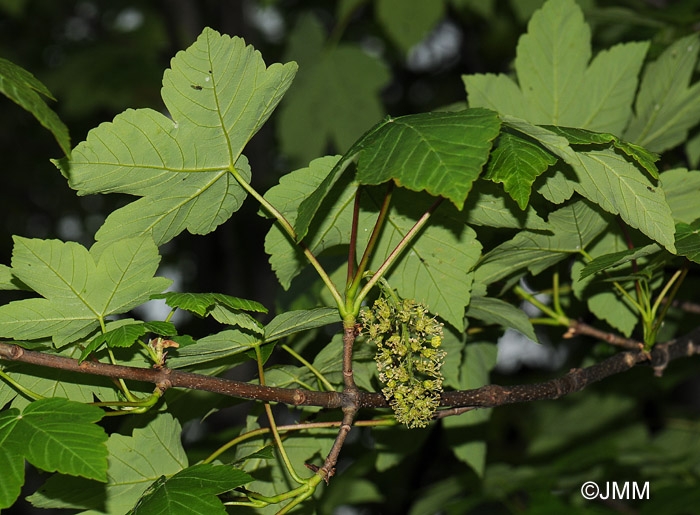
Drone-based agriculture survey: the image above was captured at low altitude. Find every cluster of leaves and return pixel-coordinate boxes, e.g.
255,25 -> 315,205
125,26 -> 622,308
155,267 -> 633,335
361,294 -> 446,428
0,0 -> 699,512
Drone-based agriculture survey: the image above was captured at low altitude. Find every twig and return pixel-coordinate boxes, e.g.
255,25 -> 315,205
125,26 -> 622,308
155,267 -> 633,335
564,320 -> 644,350
317,321 -> 361,482
434,406 -> 475,419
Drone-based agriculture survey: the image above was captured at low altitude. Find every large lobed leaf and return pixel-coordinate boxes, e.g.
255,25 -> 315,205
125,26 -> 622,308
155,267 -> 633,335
505,117 -> 676,252
464,0 -> 648,135
28,414 -> 187,514
59,28 -> 297,251
277,13 -> 390,167
624,34 -> 700,153
0,235 -> 170,346
0,398 -> 107,508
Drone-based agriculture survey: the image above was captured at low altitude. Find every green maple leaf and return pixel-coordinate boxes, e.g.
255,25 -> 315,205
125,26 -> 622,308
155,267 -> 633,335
0,235 -> 170,346
464,0 -> 648,134
277,13 -> 390,167
28,414 -> 188,514
57,27 -> 297,251
128,464 -> 252,515
0,398 -> 107,509
624,34 -> 700,153
474,199 -> 609,285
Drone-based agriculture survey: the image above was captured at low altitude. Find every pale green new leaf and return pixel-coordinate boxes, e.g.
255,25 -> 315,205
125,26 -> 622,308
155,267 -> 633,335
0,57 -> 70,155
474,200 -> 609,285
484,132 -> 557,209
167,329 -> 259,368
264,308 -> 340,343
277,14 -> 389,167
660,168 -> 700,224
0,398 -> 107,482
28,413 -> 187,514
504,116 -> 676,252
467,296 -> 537,341
624,34 -> 700,153
464,0 -> 647,134
0,235 -> 170,346
129,464 -> 252,515
568,149 -> 675,252
355,109 -> 501,210
375,0 -> 445,52
61,28 -> 297,250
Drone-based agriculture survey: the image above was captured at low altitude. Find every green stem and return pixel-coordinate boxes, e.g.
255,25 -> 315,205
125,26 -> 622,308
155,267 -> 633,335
552,271 -> 564,317
346,188 -> 361,286
281,344 -> 336,392
0,369 -> 44,400
202,418 -> 395,465
276,477 -> 322,515
91,388 -> 161,408
164,307 -> 177,323
106,349 -> 137,402
529,317 -> 565,326
254,345 -> 305,485
137,340 -> 159,364
513,285 -> 569,326
347,183 -> 394,303
230,167 -> 345,313
652,266 -> 688,335
353,197 -> 442,314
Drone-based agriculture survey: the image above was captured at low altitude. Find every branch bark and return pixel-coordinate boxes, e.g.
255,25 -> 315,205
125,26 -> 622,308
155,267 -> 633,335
1,325 -> 700,411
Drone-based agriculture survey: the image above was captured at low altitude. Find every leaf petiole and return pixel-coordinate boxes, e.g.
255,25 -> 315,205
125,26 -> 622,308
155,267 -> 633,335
352,197 -> 442,314
0,368 -> 45,400
281,344 -> 336,391
229,166 -> 346,314
254,344 -> 306,485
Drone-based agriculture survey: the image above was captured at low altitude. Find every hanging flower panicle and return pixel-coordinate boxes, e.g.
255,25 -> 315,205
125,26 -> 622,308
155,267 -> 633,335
360,295 -> 445,428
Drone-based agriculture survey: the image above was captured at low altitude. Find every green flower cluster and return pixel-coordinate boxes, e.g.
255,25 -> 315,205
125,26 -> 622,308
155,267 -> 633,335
360,297 -> 446,428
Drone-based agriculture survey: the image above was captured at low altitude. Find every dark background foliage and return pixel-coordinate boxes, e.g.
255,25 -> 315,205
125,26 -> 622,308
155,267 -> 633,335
2,0 -> 700,513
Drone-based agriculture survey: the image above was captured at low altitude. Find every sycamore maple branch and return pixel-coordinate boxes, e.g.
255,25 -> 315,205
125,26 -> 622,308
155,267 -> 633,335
2,324 -> 700,412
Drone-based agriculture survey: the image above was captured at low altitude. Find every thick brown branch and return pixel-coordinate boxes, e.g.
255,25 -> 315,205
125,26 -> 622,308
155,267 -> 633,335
0,342 -> 343,407
2,325 -> 700,412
